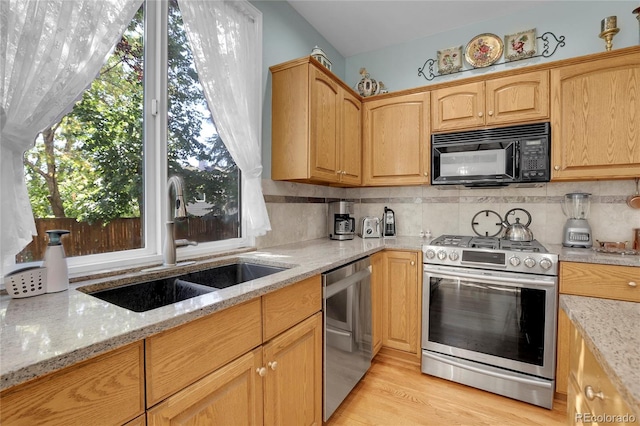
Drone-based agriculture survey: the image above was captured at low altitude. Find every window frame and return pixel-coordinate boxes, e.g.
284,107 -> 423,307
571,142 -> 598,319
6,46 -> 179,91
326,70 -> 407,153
63,0 -> 253,276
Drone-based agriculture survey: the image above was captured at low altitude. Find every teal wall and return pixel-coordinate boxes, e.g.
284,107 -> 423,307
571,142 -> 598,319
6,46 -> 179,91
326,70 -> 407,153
251,0 -> 345,179
255,0 -> 639,179
345,1 -> 639,91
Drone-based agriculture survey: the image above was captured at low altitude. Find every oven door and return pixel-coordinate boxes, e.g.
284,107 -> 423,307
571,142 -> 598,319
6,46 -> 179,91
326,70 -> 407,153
422,264 -> 557,379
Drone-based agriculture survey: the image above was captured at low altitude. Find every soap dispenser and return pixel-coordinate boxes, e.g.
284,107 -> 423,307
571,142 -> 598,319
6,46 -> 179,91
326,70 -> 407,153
44,230 -> 70,293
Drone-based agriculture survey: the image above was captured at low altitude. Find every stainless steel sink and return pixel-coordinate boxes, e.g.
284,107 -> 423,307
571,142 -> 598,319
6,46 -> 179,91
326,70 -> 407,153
87,278 -> 215,312
85,262 -> 288,312
179,263 -> 288,289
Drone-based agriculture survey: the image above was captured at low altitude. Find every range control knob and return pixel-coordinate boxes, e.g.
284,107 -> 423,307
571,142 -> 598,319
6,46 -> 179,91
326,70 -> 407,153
425,249 -> 436,260
437,250 -> 447,260
449,251 -> 459,261
524,257 -> 536,268
539,258 -> 553,270
509,256 -> 521,267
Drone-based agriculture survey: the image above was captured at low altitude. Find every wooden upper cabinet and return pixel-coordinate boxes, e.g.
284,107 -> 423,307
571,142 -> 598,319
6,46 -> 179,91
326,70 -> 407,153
431,70 -> 549,132
485,71 -> 549,126
551,53 -> 640,180
363,92 -> 430,186
431,81 -> 484,131
271,57 -> 362,186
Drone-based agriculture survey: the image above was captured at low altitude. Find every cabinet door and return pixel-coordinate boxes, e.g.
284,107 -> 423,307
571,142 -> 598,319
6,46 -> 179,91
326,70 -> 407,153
485,71 -> 549,126
147,348 -> 264,426
381,251 -> 420,354
431,82 -> 484,131
551,53 -> 640,180
309,66 -> 340,182
363,92 -> 430,185
371,251 -> 384,356
339,88 -> 362,185
263,313 -> 323,426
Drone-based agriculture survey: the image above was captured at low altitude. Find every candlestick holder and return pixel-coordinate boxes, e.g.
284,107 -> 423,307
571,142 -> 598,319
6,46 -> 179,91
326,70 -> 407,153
599,27 -> 620,51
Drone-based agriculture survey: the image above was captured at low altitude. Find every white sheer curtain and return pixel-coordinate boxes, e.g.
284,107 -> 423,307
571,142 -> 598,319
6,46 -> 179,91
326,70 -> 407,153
179,0 -> 271,237
0,0 -> 143,274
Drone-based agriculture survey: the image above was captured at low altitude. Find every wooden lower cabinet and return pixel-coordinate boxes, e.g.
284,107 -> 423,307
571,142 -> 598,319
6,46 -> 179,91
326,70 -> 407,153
146,276 -> 322,426
263,313 -> 323,426
147,348 -> 264,426
0,342 -> 145,426
567,320 -> 635,425
371,251 -> 384,356
148,313 -> 322,426
556,262 -> 640,396
380,250 -> 421,356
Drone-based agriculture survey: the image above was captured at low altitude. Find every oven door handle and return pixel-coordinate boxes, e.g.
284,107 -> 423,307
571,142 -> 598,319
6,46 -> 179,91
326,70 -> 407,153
425,266 -> 556,288
423,352 -> 552,389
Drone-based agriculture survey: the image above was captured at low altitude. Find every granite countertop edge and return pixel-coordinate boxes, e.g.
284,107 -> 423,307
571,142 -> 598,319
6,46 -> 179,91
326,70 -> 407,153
560,295 -> 640,418
1,236 -> 638,392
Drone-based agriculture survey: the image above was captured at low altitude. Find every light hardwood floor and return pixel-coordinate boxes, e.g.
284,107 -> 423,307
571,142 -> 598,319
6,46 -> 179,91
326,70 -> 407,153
326,353 -> 567,425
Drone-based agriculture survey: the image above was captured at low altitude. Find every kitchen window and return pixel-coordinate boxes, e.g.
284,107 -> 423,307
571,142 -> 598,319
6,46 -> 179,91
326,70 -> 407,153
13,0 -> 262,275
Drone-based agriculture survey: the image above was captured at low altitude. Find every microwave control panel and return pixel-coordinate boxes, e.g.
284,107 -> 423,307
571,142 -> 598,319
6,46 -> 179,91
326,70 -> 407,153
519,138 -> 549,180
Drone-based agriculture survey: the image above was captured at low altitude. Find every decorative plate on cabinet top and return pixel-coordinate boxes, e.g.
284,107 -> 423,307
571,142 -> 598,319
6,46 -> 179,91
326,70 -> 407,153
464,33 -> 503,68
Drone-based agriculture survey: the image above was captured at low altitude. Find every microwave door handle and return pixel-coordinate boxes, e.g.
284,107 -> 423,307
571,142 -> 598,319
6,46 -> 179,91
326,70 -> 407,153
514,140 -> 520,175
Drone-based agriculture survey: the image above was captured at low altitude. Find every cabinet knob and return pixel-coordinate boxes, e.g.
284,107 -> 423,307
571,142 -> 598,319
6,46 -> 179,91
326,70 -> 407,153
342,171 -> 346,175
554,165 -> 560,171
336,170 -> 342,175
478,112 -> 484,117
423,172 -> 429,177
584,385 -> 604,401
256,367 -> 267,377
629,281 -> 637,287
488,110 -> 494,116
268,361 -> 278,370
410,261 -> 415,266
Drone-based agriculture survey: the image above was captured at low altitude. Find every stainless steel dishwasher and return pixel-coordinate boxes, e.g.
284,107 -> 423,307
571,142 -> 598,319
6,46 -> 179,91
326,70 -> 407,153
323,256 -> 372,421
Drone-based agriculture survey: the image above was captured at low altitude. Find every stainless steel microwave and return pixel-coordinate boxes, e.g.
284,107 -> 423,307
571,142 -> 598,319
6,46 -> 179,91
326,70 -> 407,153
431,122 -> 551,187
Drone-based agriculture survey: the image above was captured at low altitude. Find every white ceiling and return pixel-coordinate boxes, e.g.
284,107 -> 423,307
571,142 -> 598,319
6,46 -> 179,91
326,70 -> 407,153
286,1 -> 549,57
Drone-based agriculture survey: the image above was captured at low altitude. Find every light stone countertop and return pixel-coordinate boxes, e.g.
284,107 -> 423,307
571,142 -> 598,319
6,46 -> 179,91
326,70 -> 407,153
0,236 -> 422,391
560,295 -> 640,418
1,236 -> 638,393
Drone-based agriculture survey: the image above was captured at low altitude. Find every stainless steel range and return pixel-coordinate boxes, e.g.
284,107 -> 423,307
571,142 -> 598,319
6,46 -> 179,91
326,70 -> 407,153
421,234 -> 559,409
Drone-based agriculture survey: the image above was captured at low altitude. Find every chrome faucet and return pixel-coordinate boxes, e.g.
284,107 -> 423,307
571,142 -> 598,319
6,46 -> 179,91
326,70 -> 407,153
163,176 -> 196,266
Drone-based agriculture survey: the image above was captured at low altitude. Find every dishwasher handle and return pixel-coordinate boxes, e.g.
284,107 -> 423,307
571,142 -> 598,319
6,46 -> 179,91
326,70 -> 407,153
323,266 -> 371,299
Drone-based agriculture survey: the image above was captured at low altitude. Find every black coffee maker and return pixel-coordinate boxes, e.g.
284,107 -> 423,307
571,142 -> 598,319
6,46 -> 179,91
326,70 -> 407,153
383,206 -> 396,238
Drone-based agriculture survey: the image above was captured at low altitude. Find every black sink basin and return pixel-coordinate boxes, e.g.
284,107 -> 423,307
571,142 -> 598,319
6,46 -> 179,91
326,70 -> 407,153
181,263 -> 288,289
86,262 -> 288,312
88,278 -> 214,312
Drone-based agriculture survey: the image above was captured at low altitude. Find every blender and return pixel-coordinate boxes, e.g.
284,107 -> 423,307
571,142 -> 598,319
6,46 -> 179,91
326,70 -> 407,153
561,193 -> 593,248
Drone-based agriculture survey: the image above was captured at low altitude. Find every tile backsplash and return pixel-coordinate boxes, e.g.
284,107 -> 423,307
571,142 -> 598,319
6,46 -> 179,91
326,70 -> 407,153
257,179 -> 640,248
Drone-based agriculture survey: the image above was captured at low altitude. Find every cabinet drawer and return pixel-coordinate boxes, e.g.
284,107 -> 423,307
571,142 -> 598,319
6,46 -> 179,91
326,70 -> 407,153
262,275 -> 321,341
569,325 -> 633,421
560,262 -> 640,302
146,298 -> 262,406
0,342 -> 144,426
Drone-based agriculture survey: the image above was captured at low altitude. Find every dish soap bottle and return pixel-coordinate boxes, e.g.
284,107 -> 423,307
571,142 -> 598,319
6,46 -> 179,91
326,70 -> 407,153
44,230 -> 70,293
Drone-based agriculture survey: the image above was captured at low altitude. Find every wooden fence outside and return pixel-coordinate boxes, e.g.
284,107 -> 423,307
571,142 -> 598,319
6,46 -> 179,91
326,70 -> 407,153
16,216 -> 239,263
